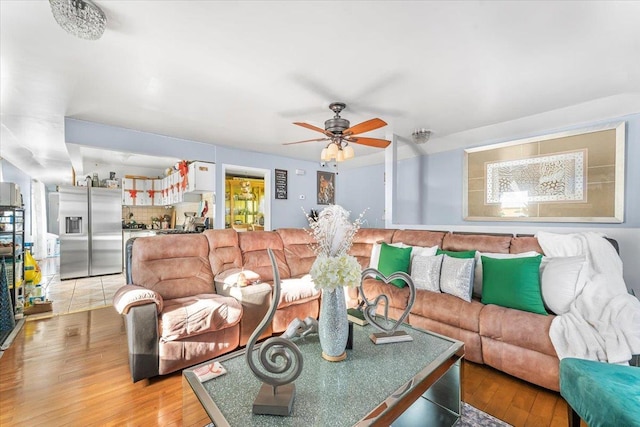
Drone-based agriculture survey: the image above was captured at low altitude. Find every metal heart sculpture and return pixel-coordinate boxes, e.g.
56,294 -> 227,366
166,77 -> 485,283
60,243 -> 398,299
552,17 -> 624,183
358,268 -> 416,335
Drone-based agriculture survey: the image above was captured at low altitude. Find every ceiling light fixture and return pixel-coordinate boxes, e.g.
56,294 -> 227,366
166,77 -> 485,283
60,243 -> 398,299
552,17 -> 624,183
411,128 -> 431,144
320,139 -> 355,163
49,0 -> 107,41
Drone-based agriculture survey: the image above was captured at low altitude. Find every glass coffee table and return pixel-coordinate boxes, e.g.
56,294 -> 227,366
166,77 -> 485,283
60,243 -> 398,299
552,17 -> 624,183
183,322 -> 464,427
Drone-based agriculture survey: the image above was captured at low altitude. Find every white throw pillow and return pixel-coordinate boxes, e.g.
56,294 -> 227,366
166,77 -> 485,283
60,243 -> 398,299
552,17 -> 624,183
411,254 -> 443,292
409,245 -> 439,265
440,255 -> 475,302
473,251 -> 540,297
540,255 -> 588,315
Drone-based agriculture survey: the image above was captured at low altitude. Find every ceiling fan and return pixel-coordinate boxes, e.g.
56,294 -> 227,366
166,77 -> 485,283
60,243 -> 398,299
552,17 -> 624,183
284,102 -> 390,162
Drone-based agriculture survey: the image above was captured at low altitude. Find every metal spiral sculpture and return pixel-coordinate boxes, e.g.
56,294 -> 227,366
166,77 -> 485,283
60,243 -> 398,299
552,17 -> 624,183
246,249 -> 303,390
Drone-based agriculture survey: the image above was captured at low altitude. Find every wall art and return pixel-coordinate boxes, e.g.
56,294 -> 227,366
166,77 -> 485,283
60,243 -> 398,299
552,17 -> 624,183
317,171 -> 335,205
464,122 -> 625,222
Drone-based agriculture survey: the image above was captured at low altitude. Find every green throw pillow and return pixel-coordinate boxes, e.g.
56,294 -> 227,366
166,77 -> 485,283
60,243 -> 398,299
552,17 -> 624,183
436,249 -> 477,259
481,255 -> 547,315
377,242 -> 412,288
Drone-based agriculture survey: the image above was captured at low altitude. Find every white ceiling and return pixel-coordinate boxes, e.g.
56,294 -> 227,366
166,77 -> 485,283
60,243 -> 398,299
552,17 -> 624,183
2,1 -> 640,185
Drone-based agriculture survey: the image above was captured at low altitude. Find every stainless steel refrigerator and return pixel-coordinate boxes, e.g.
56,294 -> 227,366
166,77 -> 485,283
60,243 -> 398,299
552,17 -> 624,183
59,186 -> 122,280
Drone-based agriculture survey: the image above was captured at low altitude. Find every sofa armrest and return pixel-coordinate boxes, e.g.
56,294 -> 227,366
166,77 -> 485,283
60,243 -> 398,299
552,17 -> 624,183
216,281 -> 273,346
123,302 -> 160,382
113,284 -> 164,315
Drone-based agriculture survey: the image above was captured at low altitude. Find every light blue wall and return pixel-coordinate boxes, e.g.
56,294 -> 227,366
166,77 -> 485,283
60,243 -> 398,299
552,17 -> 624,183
65,119 -> 338,230
336,163 -> 386,228
392,113 -> 640,228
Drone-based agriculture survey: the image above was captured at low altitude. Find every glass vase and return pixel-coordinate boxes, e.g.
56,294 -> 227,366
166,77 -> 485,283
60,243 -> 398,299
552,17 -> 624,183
319,286 -> 348,361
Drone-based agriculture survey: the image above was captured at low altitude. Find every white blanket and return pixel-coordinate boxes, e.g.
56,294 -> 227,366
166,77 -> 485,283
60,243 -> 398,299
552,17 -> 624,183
537,231 -> 640,363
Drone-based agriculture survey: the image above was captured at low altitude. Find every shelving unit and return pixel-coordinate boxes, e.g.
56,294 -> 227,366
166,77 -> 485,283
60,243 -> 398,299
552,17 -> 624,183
224,178 -> 265,231
1,207 -> 25,318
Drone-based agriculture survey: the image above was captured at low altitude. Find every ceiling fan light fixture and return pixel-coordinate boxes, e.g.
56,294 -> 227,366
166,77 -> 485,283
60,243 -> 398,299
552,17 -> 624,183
320,147 -> 329,161
336,149 -> 345,162
326,142 -> 339,160
343,145 -> 355,160
412,128 -> 431,144
49,0 -> 107,41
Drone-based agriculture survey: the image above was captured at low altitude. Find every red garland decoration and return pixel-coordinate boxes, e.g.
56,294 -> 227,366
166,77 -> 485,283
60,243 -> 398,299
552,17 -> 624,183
127,189 -> 138,199
179,161 -> 189,190
147,190 -> 156,198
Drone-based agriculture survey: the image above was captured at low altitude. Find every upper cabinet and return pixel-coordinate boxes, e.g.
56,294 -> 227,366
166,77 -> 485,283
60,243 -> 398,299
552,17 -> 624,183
121,161 -> 214,206
187,161 -> 215,193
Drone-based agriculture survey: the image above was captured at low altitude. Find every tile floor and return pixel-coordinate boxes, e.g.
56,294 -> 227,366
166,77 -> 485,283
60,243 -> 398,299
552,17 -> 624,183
26,256 -> 125,320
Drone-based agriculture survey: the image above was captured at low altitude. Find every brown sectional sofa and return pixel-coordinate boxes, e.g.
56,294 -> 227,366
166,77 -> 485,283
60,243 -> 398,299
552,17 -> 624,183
351,229 -> 560,391
114,226 -> 595,390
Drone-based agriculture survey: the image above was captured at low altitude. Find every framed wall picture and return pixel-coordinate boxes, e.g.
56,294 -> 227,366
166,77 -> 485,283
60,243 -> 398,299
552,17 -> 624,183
274,169 -> 287,199
317,171 -> 335,205
463,122 -> 625,223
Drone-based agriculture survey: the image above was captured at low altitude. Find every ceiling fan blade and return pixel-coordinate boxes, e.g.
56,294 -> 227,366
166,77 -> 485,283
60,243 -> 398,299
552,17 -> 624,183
283,137 -> 330,146
343,118 -> 387,136
293,122 -> 333,136
348,136 -> 391,148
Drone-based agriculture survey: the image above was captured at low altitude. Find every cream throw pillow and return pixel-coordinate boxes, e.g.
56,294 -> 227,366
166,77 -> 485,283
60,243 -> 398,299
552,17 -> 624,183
540,255 -> 588,315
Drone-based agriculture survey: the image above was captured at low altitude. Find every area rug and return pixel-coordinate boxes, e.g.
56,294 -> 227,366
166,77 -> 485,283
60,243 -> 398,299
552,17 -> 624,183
456,402 -> 512,426
203,402 -> 512,426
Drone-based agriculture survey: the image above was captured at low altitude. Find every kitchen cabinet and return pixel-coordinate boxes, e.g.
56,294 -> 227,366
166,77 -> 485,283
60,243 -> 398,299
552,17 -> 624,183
225,178 -> 265,230
187,161 -> 215,193
122,178 -> 153,206
171,172 -> 181,204
0,207 -> 25,317
153,179 -> 163,206
136,179 -> 152,206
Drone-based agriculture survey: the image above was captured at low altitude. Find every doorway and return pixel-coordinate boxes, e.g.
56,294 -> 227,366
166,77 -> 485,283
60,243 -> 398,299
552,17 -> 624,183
222,165 -> 271,231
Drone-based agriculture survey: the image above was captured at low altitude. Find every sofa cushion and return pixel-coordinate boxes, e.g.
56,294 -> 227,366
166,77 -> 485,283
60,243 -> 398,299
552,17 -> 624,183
159,294 -> 242,341
277,228 -> 317,277
410,290 -> 483,333
391,229 -> 446,248
204,229 -> 243,276
511,235 -> 545,254
278,275 -> 321,309
377,242 -> 412,288
360,277 -> 410,310
481,255 -> 547,315
479,303 -> 557,357
349,228 -> 395,270
131,234 -> 215,300
443,232 -> 511,253
238,231 -> 291,281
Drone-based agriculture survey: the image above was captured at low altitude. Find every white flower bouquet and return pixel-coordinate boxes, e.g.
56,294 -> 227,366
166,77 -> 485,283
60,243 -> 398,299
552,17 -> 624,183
304,205 -> 365,290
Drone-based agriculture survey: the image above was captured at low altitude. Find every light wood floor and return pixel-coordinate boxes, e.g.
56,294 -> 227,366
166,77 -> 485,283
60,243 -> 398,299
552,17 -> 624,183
0,307 -> 577,426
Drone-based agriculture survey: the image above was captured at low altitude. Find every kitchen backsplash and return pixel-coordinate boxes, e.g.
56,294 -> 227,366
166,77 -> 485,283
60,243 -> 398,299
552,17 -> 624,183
123,206 -> 173,226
